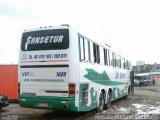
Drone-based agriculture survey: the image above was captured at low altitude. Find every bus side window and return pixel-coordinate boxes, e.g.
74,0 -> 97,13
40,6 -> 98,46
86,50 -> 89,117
90,42 -> 94,63
93,43 -> 97,63
114,53 -> 116,67
79,37 -> 85,61
121,57 -> 124,69
118,55 -> 121,68
116,55 -> 119,68
121,57 -> 125,69
112,52 -> 115,67
96,45 -> 100,64
100,46 -> 104,65
126,60 -> 129,70
124,58 -> 126,69
106,49 -> 108,66
104,48 -> 106,65
115,54 -> 117,67
110,51 -> 113,66
84,39 -> 89,62
108,50 -> 110,66
112,52 -> 114,67
93,43 -> 100,64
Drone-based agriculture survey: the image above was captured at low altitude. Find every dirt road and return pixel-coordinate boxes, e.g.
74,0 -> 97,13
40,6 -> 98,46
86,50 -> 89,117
0,86 -> 160,120
135,86 -> 160,98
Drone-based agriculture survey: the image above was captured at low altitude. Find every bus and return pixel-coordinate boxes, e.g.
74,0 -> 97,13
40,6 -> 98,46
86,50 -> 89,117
134,73 -> 151,86
18,24 -> 132,112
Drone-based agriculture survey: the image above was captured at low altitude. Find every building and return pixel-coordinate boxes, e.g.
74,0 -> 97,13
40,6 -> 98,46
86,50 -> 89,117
133,63 -> 160,73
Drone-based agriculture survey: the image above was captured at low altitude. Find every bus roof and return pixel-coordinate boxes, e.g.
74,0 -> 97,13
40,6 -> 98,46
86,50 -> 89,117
135,73 -> 150,76
135,72 -> 160,76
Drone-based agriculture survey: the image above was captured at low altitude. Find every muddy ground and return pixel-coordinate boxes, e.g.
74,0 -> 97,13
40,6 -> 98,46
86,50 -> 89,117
0,86 -> 160,120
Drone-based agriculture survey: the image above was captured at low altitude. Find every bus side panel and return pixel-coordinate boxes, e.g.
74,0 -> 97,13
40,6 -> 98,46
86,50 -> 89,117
78,63 -> 131,111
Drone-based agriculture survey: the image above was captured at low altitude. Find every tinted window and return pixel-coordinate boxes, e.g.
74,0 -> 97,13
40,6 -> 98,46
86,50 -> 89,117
117,55 -> 121,68
108,50 -> 110,66
93,44 -> 100,64
93,43 -> 97,63
121,57 -> 125,69
96,45 -> 100,63
104,49 -> 107,65
21,29 -> 69,51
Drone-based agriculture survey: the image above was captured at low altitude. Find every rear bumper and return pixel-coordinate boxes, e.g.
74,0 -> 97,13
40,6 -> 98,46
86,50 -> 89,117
19,95 -> 78,111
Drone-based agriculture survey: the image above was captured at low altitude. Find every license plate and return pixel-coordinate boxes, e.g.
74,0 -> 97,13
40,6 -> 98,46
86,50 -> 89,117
39,103 -> 48,107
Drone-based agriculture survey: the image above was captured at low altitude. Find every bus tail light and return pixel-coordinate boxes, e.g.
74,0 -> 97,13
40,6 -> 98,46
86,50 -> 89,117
69,84 -> 75,97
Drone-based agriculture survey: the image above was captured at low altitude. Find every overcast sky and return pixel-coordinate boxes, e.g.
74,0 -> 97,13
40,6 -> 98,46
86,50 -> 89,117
1,0 -> 160,65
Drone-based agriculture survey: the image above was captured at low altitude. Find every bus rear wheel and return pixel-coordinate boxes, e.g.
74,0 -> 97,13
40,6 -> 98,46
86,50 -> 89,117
98,92 -> 105,113
106,91 -> 112,109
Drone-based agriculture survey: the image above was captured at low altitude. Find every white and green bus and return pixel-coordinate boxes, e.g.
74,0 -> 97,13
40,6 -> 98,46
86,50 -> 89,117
18,24 -> 131,112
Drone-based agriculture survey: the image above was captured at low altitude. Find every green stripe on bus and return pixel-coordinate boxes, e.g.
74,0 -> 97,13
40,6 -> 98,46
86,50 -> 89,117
84,69 -> 125,86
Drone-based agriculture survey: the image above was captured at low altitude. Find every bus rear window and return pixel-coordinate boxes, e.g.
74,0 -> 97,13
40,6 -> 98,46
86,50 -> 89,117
21,29 -> 69,51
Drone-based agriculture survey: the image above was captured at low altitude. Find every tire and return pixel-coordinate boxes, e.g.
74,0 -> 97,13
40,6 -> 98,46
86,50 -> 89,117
98,92 -> 105,113
106,91 -> 112,109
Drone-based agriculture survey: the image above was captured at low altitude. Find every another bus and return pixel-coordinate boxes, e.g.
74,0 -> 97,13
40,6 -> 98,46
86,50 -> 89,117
18,24 -> 132,112
134,73 -> 151,86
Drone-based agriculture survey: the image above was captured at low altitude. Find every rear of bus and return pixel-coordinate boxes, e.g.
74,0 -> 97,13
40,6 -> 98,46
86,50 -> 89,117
18,26 -> 78,111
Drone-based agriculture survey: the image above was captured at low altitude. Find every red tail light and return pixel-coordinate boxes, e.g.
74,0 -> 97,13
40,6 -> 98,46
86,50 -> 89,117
69,84 -> 75,97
